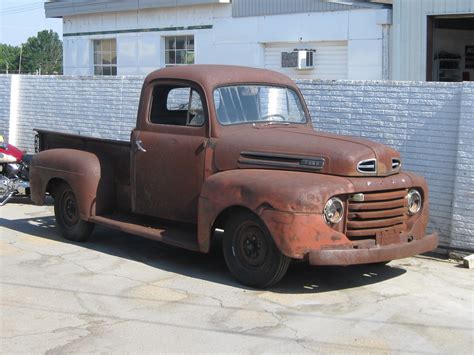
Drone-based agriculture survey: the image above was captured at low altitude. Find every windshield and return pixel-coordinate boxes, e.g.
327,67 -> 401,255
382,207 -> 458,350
213,85 -> 307,125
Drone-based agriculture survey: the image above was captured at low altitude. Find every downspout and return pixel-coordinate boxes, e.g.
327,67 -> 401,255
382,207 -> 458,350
382,23 -> 391,80
375,8 -> 392,80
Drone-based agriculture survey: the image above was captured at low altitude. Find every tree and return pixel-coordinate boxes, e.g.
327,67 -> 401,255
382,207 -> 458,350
21,30 -> 62,74
0,44 -> 20,73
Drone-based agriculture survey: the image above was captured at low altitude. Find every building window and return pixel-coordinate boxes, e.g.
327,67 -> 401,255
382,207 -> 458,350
93,39 -> 117,75
165,36 -> 194,66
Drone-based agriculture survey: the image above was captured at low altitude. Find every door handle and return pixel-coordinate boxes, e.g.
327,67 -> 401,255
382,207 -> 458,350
135,139 -> 147,152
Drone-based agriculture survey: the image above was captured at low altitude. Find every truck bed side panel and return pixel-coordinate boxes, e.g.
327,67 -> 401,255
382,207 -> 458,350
36,129 -> 132,213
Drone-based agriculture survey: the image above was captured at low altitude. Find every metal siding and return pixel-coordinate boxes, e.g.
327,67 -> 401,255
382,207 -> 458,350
392,0 -> 474,81
264,42 -> 348,80
458,0 -> 474,12
45,0 -> 226,18
232,0 -> 358,17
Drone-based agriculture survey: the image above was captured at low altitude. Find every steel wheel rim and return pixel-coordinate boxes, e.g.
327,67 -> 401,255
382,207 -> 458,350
61,191 -> 79,228
235,221 -> 269,268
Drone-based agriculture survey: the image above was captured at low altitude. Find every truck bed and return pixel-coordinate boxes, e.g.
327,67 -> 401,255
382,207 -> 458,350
35,129 -> 132,212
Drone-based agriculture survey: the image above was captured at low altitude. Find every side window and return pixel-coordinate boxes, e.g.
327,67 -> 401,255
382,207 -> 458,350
150,85 -> 205,126
167,88 -> 190,111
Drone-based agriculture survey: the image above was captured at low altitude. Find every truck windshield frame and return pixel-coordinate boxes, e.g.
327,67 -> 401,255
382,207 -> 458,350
213,85 -> 308,126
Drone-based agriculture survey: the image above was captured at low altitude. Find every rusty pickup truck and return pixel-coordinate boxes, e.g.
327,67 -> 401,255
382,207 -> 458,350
30,65 -> 438,288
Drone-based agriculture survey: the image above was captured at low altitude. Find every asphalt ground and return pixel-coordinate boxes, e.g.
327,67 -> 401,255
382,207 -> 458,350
1,200 -> 473,353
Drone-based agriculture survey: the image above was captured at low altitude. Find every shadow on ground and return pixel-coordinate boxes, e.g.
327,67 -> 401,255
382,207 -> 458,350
1,214 -> 407,293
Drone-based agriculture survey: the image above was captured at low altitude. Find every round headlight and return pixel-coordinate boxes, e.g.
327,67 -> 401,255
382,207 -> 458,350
324,197 -> 344,224
407,189 -> 422,215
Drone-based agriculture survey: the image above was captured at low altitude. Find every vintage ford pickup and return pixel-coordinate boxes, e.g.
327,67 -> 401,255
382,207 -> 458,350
30,65 -> 438,287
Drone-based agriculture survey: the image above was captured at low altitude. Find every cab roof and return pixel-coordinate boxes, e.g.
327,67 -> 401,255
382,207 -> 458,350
144,64 -> 297,90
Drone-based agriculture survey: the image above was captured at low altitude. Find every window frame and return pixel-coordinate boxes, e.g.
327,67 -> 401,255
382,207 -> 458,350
146,80 -> 208,132
92,38 -> 117,76
164,35 -> 195,67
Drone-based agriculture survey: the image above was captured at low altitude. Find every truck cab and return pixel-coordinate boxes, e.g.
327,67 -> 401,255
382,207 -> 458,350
30,65 -> 438,288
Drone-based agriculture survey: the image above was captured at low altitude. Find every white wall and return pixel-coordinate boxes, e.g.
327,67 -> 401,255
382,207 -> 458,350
62,6 -> 391,79
1,75 -> 472,251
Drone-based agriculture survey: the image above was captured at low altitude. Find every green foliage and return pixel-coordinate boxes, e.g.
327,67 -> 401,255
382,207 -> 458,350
0,30 -> 63,74
0,44 -> 20,73
21,30 -> 63,74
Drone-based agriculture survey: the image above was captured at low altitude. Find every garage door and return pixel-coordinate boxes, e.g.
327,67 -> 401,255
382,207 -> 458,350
264,41 -> 348,80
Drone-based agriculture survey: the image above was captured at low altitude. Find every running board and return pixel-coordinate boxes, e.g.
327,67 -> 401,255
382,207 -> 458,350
89,214 -> 200,252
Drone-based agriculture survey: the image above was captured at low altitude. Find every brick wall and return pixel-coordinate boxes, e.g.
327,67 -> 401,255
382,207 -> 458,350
12,76 -> 142,151
450,84 -> 474,251
1,75 -> 472,251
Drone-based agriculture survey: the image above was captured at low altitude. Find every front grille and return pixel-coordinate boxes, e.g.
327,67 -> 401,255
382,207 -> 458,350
346,189 -> 408,240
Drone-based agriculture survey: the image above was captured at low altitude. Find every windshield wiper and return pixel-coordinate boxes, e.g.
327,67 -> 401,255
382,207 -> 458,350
261,121 -> 291,126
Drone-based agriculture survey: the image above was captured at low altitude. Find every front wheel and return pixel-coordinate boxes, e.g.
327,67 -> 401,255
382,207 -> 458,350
371,261 -> 391,266
54,182 -> 94,242
223,212 -> 290,288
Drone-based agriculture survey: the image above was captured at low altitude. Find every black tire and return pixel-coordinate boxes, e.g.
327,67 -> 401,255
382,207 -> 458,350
223,212 -> 290,288
371,261 -> 390,266
54,182 -> 94,242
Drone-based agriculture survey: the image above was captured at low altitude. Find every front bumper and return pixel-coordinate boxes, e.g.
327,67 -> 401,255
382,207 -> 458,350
308,232 -> 438,265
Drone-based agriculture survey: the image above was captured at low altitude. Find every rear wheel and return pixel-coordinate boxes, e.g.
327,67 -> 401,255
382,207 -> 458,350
223,212 -> 290,288
54,182 -> 94,242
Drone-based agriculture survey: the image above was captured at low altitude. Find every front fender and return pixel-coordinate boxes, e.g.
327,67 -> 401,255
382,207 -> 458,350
197,169 -> 353,255
30,149 -> 101,219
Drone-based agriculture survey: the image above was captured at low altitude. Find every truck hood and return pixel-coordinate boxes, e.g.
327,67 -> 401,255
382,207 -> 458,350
213,126 -> 401,177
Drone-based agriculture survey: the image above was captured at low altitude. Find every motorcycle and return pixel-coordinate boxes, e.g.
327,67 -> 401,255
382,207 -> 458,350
0,134 -> 31,206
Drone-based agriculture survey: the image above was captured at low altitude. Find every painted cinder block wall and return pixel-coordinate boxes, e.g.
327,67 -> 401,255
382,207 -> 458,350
0,75 -> 472,251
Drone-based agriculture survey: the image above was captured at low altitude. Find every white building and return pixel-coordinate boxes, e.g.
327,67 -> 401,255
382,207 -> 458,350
392,0 -> 474,82
45,0 -> 392,80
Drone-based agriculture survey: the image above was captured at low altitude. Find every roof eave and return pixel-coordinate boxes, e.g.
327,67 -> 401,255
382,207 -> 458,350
45,0 -> 231,19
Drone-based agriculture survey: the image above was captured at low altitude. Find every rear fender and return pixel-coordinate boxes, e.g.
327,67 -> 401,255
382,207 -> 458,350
30,149 -> 101,219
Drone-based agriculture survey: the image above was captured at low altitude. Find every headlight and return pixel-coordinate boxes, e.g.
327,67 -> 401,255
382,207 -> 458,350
407,189 -> 422,215
324,197 -> 344,224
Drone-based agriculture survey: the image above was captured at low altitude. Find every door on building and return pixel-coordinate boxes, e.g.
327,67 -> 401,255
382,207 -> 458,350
427,16 -> 474,81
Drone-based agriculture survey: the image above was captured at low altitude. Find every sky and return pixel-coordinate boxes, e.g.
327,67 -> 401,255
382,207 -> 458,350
0,0 -> 63,46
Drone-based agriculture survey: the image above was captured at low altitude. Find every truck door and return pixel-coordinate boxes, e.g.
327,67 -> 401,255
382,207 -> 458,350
131,81 -> 209,223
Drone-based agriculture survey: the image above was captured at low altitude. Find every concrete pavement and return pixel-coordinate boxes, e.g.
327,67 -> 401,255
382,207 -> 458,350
1,201 -> 473,353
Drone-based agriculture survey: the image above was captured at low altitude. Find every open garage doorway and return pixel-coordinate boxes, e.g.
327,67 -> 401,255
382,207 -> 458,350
427,16 -> 474,81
